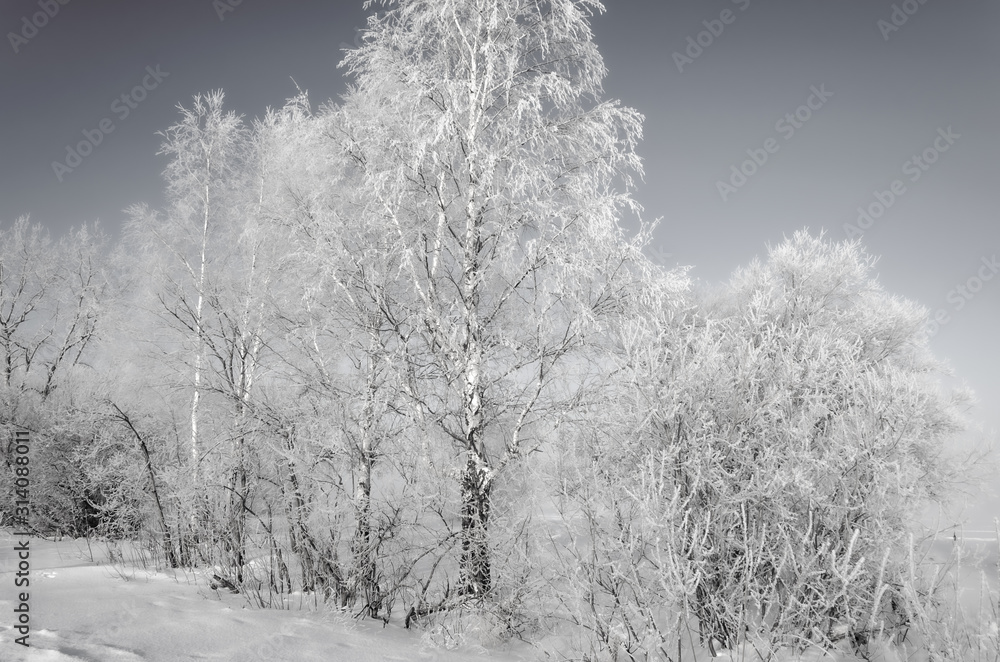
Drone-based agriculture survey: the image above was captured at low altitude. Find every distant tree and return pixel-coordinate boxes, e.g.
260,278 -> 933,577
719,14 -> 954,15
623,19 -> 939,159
570,231 -> 982,658
0,217 -> 112,533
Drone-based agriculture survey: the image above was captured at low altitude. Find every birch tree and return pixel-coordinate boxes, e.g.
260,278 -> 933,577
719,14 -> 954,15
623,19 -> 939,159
119,91 -> 245,568
150,90 -> 245,476
193,105 -> 286,586
258,96 -> 412,616
337,0 -> 663,603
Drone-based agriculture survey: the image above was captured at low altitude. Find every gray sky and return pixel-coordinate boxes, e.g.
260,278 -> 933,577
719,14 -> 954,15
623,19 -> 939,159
2,1 -> 997,523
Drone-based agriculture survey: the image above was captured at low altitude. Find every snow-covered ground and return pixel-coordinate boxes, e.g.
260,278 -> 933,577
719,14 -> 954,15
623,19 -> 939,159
0,529 -> 530,661
1,528 -> 996,661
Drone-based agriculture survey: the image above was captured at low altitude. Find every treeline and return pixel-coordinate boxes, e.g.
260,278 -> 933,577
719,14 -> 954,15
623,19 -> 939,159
0,1 -> 989,659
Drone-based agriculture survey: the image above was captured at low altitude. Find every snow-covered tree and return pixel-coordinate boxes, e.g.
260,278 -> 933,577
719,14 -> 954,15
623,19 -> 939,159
141,90 -> 246,474
0,217 -> 113,533
121,91 -> 258,570
571,231 -> 982,658
336,0 -> 661,604
0,217 -> 106,401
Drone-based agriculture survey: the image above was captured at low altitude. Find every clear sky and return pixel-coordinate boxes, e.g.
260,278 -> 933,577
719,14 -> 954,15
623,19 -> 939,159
2,0 -> 997,523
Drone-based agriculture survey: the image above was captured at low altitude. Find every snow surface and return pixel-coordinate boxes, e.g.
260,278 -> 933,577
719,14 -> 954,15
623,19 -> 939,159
0,529 -> 530,662
1,528 -> 994,661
